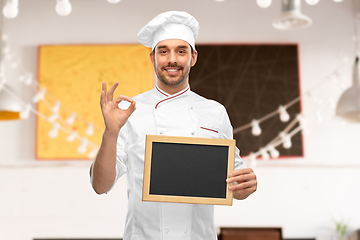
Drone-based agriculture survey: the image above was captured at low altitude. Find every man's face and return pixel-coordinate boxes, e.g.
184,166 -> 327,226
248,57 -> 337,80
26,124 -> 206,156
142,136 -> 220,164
150,39 -> 197,89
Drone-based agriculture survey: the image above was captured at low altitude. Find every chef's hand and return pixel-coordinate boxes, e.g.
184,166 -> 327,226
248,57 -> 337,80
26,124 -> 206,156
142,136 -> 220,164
100,81 -> 136,135
226,168 -> 257,200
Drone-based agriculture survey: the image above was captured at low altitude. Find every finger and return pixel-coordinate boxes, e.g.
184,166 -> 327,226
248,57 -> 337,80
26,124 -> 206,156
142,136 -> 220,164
127,99 -> 137,114
102,81 -> 107,94
107,82 -> 119,101
114,95 -> 135,104
228,168 -> 253,177
229,180 -> 257,191
100,82 -> 107,106
226,171 -> 256,184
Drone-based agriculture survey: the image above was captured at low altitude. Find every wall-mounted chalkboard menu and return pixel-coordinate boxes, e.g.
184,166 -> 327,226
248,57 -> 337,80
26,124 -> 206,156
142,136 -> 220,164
142,135 -> 235,205
190,44 -> 303,158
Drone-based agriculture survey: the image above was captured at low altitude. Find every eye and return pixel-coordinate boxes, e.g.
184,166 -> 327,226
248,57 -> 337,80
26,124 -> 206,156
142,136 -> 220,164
178,50 -> 186,54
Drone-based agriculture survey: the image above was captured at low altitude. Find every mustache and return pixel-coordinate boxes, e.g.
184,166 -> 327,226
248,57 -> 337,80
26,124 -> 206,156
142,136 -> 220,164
163,63 -> 182,68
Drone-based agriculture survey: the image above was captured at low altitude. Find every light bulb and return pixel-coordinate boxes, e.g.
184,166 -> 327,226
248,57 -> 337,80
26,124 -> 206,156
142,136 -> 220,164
278,105 -> 290,122
23,73 -> 33,85
333,0 -> 343,2
88,147 -> 98,159
280,132 -> 292,149
107,0 -> 121,3
67,131 -> 77,142
51,101 -> 61,113
260,148 -> 270,160
77,138 -> 88,154
86,123 -> 94,136
48,113 -> 59,123
305,0 -> 319,5
283,137 -> 292,149
66,112 -> 76,125
56,0 -> 72,16
296,114 -> 310,135
49,123 -> 60,139
256,0 -> 271,8
251,120 -> 262,136
20,104 -> 31,119
3,0 -> 19,19
32,88 -> 46,103
268,145 -> 280,158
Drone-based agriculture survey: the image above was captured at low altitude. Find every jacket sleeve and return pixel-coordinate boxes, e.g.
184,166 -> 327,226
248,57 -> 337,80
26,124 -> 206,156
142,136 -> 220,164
115,123 -> 129,181
220,107 -> 244,171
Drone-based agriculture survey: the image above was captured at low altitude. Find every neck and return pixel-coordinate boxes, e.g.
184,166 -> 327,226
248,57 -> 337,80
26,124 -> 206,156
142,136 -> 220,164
156,81 -> 189,95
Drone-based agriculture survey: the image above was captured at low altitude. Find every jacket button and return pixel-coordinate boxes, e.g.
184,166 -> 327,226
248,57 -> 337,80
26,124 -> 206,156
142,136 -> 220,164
184,229 -> 188,233
191,132 -> 194,135
165,229 -> 169,233
159,131 -> 163,135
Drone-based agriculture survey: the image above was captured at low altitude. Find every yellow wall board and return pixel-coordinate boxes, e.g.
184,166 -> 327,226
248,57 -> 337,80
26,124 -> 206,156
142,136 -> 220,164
37,44 -> 154,160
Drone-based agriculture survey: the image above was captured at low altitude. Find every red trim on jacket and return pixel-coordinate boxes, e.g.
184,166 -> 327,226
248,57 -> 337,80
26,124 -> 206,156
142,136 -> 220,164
200,127 -> 219,133
155,86 -> 190,109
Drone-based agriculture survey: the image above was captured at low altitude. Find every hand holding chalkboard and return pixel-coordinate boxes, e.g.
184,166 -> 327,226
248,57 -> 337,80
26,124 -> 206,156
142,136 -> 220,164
226,168 -> 257,200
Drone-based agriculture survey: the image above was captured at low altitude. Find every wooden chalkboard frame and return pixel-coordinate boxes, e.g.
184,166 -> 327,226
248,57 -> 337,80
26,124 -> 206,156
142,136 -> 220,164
142,135 -> 235,205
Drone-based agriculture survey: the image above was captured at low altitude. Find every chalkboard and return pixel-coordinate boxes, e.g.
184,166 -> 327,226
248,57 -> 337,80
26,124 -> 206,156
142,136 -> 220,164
142,135 -> 235,205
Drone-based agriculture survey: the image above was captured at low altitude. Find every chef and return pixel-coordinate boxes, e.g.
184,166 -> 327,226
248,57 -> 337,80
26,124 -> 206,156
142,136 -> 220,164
90,11 -> 257,240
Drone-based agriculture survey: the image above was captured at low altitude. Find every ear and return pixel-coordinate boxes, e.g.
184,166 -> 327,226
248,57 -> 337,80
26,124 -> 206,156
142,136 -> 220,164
191,50 -> 198,67
150,51 -> 155,66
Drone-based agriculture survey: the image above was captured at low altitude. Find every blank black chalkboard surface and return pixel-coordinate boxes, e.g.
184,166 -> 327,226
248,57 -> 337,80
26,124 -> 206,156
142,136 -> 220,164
142,135 -> 235,205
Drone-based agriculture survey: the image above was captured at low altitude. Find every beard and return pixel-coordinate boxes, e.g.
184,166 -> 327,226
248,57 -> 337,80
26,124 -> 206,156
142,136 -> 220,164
154,61 -> 191,87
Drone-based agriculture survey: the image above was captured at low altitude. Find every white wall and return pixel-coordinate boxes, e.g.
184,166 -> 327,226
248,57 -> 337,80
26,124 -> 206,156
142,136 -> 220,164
1,0 -> 360,239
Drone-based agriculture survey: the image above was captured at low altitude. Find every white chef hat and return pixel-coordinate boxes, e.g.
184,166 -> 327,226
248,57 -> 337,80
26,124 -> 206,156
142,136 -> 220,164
137,11 -> 199,50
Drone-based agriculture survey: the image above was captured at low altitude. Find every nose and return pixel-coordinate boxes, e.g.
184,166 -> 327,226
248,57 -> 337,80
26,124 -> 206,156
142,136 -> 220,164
168,51 -> 178,64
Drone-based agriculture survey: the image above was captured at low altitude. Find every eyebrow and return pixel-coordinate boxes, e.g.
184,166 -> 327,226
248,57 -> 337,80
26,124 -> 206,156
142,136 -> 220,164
156,45 -> 190,50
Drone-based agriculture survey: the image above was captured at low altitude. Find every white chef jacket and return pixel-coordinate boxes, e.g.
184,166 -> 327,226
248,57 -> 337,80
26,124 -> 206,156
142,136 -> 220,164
108,85 -> 242,240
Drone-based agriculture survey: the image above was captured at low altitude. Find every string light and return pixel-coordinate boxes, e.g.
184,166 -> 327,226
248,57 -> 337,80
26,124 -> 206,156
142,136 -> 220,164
260,148 -> 270,160
268,145 -> 280,158
280,132 -> 292,149
56,0 -> 72,16
77,138 -> 88,154
51,101 -> 61,114
18,72 -> 33,86
67,131 -> 77,142
305,0 -> 319,5
296,114 -> 310,135
3,0 -> 18,19
251,120 -> 261,136
32,88 -> 46,103
88,147 -> 98,159
20,104 -> 31,119
279,105 -> 290,122
86,123 -> 94,136
66,112 -> 76,125
48,113 -> 59,123
256,0 -> 272,8
48,122 -> 60,138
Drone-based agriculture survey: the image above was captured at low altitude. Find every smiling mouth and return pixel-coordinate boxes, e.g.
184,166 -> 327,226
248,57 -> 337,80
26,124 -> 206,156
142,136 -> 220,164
164,68 -> 181,75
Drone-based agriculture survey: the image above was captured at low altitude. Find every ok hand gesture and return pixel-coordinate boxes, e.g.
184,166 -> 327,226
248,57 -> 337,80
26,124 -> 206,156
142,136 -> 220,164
100,81 -> 136,135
